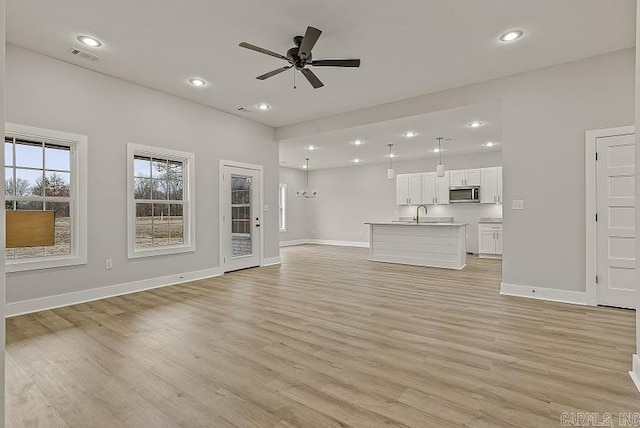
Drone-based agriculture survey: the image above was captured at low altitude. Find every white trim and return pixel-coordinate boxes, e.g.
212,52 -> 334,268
500,282 -> 593,306
5,123 -> 88,272
126,143 -> 196,259
261,257 -> 281,267
219,160 -> 265,272
584,126 -> 635,306
280,239 -> 309,247
308,239 -> 369,248
279,183 -> 287,232
279,239 -> 369,248
5,267 -> 223,317
630,354 -> 640,393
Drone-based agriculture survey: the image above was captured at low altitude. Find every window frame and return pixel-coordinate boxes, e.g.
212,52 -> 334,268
279,183 -> 286,232
127,143 -> 196,259
4,123 -> 88,273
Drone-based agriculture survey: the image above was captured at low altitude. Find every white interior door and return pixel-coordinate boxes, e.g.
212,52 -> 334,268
223,165 -> 261,272
596,134 -> 636,308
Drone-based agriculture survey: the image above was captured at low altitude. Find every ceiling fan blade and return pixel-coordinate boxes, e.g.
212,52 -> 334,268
239,42 -> 288,61
299,26 -> 322,59
311,59 -> 361,67
256,66 -> 292,80
301,68 -> 324,89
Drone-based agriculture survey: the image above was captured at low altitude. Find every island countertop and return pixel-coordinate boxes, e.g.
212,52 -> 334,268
365,222 -> 468,227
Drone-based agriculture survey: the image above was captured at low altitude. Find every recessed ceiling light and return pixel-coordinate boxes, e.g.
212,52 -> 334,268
388,153 -> 396,158
403,131 -> 418,138
188,78 -> 207,87
352,158 -> 361,163
432,148 -> 442,153
77,35 -> 102,48
500,30 -> 523,43
256,103 -> 271,111
301,164 -> 308,169
352,139 -> 364,146
306,145 -> 317,151
484,142 -> 497,147
468,121 -> 484,128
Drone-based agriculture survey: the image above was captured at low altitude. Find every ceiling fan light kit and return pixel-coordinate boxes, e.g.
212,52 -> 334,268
240,26 -> 361,89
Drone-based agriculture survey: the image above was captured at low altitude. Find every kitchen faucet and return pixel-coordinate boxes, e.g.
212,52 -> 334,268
415,205 -> 428,224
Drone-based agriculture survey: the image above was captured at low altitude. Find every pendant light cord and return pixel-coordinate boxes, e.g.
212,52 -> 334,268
388,144 -> 394,169
437,137 -> 443,165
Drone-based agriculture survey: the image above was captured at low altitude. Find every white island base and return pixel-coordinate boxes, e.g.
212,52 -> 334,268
366,223 -> 467,270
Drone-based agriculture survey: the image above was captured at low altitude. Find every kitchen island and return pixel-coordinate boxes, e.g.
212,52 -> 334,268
366,222 -> 468,270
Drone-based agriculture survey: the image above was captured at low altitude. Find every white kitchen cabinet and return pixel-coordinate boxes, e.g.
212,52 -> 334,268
421,171 -> 450,205
396,173 -> 422,205
409,174 -> 422,204
466,169 -> 481,186
396,174 -> 410,205
478,223 -> 503,258
450,169 -> 481,187
480,167 -> 503,204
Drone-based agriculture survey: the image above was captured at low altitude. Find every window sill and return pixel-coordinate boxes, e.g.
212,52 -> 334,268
6,254 -> 87,273
128,244 -> 195,259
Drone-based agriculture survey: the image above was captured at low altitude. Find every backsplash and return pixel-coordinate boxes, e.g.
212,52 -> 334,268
397,203 -> 503,253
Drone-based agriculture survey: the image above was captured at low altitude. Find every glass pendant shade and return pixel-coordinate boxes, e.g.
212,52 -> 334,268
436,164 -> 445,177
387,168 -> 395,180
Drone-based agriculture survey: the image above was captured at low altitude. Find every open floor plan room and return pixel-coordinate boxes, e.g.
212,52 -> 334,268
0,0 -> 639,426
6,246 -> 638,427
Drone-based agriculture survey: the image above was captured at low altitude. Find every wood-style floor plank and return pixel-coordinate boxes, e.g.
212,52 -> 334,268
6,245 -> 639,427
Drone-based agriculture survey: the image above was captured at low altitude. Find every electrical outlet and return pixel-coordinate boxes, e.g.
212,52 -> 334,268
264,204 -> 270,212
105,259 -> 113,270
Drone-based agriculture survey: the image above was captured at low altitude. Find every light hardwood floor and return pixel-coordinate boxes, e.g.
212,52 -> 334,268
6,245 -> 639,427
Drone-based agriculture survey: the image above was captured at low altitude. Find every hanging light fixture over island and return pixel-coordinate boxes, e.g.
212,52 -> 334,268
387,144 -> 395,180
436,137 -> 445,177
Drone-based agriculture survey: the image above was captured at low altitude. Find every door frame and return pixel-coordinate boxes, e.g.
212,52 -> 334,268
219,160 -> 265,271
585,125 -> 635,306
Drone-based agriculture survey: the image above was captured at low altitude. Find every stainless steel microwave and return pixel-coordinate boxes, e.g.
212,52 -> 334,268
449,186 -> 480,203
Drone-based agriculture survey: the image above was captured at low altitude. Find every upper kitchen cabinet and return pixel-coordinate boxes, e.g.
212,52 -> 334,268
480,167 -> 503,204
396,173 -> 422,205
422,172 -> 450,205
450,169 -> 481,187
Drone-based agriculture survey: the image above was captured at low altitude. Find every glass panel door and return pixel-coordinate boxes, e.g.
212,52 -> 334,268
231,175 -> 252,257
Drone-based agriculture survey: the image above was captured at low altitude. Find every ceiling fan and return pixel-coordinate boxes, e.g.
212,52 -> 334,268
239,26 -> 361,89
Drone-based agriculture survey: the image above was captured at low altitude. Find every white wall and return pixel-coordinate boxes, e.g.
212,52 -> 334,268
5,45 -> 279,304
279,167 -> 309,244
303,151 -> 502,252
278,49 -> 636,294
0,0 -> 6,421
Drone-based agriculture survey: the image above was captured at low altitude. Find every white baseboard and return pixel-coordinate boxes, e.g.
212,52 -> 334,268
500,282 -> 595,306
6,267 -> 223,318
261,256 -> 282,267
279,239 -> 308,247
307,239 -> 369,248
630,354 -> 640,393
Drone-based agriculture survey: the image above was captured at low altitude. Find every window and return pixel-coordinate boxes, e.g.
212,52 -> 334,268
127,143 -> 195,258
279,183 -> 286,231
4,124 -> 88,272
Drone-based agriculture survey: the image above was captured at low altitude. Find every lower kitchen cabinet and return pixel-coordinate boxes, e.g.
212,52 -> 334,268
478,223 -> 503,258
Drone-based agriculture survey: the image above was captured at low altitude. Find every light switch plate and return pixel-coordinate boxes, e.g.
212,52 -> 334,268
512,199 -> 524,210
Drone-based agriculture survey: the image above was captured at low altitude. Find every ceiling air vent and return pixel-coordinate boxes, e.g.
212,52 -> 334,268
69,47 -> 101,62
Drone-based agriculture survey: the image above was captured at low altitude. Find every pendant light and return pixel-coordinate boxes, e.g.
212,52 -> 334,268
296,158 -> 318,198
387,144 -> 395,180
436,137 -> 445,177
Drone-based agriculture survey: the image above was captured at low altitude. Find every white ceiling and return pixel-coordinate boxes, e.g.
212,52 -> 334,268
279,102 -> 501,170
6,1 -> 635,128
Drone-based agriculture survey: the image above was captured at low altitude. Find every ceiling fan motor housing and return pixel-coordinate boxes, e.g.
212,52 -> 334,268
287,46 -> 310,69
